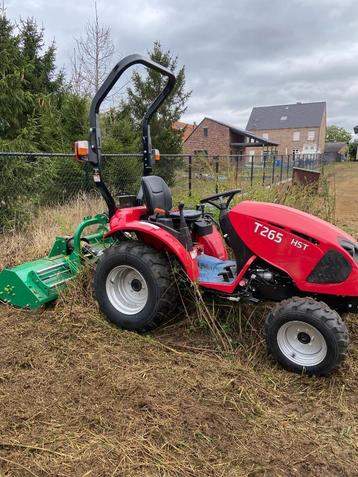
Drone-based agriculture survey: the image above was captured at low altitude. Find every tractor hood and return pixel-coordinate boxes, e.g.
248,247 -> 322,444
229,201 -> 358,297
235,201 -> 356,245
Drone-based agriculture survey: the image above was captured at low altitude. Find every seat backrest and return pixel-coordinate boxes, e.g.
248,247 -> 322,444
141,176 -> 172,215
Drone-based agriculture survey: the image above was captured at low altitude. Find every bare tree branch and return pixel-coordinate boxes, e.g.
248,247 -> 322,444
70,0 -> 114,96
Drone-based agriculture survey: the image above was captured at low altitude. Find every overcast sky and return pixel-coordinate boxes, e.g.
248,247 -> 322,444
5,0 -> 358,130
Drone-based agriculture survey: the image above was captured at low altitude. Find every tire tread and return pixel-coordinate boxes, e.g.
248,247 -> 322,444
265,296 -> 349,375
94,241 -> 178,332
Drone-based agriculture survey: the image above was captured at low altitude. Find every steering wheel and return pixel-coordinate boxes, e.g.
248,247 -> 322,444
200,188 -> 242,209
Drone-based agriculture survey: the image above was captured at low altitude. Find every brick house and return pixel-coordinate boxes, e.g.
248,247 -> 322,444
183,117 -> 277,156
246,102 -> 326,156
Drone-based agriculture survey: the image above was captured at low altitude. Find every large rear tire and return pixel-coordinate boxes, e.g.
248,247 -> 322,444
265,297 -> 349,375
94,242 -> 178,332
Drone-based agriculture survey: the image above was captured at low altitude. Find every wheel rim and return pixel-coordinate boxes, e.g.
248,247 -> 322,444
106,265 -> 148,315
277,320 -> 327,367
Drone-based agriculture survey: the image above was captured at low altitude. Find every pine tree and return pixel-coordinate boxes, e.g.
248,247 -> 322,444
0,14 -> 30,139
99,105 -> 142,195
0,14 -> 90,227
17,18 -> 65,143
126,41 -> 191,184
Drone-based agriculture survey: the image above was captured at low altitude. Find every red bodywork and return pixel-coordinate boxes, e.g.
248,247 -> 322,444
194,227 -> 228,260
230,201 -> 358,296
106,207 -> 200,281
106,200 -> 358,297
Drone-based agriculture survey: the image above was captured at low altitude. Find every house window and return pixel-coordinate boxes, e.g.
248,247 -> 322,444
292,149 -> 299,156
203,127 -> 208,137
249,150 -> 256,163
280,116 -> 287,121
293,131 -> 300,141
308,130 -> 315,140
194,149 -> 208,156
262,133 -> 269,140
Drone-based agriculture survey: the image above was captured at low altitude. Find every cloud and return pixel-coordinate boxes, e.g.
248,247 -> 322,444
5,0 -> 358,129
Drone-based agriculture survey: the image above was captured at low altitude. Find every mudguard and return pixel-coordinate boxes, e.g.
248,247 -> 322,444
194,226 -> 229,260
106,209 -> 199,281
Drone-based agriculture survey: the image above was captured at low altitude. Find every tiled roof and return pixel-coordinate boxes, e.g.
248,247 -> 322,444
247,102 -> 326,130
172,121 -> 196,141
324,142 -> 347,153
205,118 -> 278,145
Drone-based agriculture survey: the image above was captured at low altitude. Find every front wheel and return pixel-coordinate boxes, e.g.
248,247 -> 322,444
94,242 -> 178,332
265,297 -> 349,375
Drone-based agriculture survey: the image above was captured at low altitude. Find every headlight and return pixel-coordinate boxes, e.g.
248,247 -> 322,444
339,238 -> 358,264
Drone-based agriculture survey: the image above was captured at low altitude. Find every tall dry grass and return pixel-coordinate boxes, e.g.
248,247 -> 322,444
0,194 -> 104,269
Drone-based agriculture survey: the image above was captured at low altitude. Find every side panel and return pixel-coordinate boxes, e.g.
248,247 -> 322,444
194,226 -> 229,260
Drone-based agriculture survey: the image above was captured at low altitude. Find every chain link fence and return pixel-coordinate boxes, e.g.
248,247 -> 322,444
0,151 -> 326,230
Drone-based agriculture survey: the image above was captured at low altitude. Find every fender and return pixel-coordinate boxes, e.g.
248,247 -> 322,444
194,226 -> 229,260
105,220 -> 199,281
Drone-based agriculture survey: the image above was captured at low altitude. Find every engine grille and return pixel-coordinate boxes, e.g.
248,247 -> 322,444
307,250 -> 352,284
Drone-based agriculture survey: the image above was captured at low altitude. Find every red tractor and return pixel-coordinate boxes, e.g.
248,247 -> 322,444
76,54 -> 358,375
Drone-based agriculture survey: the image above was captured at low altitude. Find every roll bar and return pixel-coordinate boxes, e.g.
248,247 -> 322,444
87,54 -> 176,217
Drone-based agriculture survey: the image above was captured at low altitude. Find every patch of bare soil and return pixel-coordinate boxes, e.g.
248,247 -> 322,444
0,294 -> 357,477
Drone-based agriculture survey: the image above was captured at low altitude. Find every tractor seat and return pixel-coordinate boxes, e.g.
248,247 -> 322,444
141,176 -> 201,222
169,210 -> 202,221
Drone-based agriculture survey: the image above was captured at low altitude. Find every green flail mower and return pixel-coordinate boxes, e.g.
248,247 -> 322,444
0,215 -> 112,309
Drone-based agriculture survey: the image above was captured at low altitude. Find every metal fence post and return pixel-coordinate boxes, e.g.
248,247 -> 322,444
271,155 -> 276,185
262,155 -> 266,186
215,156 -> 219,194
287,155 -> 290,179
250,156 -> 254,186
280,155 -> 283,182
235,155 -> 239,185
84,162 -> 91,192
188,155 -> 192,197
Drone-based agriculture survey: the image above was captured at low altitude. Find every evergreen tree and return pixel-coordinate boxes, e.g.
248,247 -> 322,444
19,18 -> 63,96
0,14 -> 30,139
126,41 -> 191,184
17,18 -> 65,145
100,105 -> 142,195
0,14 -> 90,227
101,104 -> 140,154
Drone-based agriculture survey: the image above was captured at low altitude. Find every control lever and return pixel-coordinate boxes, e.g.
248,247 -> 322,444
178,202 -> 186,229
178,202 -> 193,251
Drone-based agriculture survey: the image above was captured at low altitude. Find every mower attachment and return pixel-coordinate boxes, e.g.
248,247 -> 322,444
0,214 -> 112,309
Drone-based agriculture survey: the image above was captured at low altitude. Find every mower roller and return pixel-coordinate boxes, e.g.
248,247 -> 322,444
1,53 -> 358,376
0,214 -> 111,309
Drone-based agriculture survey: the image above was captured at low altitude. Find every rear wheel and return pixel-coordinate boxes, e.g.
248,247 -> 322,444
265,297 -> 349,375
94,242 -> 178,332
